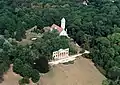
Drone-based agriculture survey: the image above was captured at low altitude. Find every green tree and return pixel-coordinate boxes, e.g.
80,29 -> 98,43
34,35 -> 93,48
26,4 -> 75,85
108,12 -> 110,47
31,69 -> 40,83
33,31 -> 77,60
108,66 -> 120,79
15,28 -> 22,41
21,64 -> 32,78
19,77 -> 30,85
0,36 -> 5,48
0,52 -> 10,75
4,30 -> 10,38
102,79 -> 111,85
13,58 -> 24,74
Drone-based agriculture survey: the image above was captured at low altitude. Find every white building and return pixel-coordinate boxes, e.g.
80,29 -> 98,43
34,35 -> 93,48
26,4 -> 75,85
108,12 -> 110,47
50,18 -> 68,37
83,1 -> 88,5
83,0 -> 89,5
59,18 -> 68,37
53,48 -> 69,60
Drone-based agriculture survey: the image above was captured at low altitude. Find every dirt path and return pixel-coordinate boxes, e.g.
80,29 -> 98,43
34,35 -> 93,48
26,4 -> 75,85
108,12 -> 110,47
39,57 -> 106,85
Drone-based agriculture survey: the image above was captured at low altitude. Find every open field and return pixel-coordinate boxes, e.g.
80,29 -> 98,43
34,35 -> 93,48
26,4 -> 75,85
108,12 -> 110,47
0,67 -> 21,85
0,57 -> 106,85
39,57 -> 106,85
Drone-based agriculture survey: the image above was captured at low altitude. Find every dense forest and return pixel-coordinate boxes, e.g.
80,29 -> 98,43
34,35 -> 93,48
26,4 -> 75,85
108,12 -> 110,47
0,0 -> 120,85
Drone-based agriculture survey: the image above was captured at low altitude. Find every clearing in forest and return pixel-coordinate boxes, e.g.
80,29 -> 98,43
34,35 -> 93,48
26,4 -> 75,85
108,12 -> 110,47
39,57 -> 106,85
0,57 -> 106,85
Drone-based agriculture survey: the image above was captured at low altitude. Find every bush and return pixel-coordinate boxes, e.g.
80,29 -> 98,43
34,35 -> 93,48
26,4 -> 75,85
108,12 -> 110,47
31,69 -> 40,83
21,64 -> 32,78
0,36 -> 5,47
13,58 -> 24,74
19,77 -> 30,85
108,66 -> 120,79
82,54 -> 90,59
13,59 -> 33,78
102,79 -> 111,85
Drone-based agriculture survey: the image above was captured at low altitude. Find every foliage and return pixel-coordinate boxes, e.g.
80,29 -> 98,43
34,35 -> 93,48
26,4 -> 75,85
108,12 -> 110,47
19,77 -> 30,85
102,79 -> 111,85
31,69 -> 40,83
1,0 -> 120,84
21,64 -> 32,78
108,66 -> 120,79
13,58 -> 40,83
13,58 -> 24,74
102,78 -> 120,85
32,31 -> 77,60
0,37 -> 11,74
0,36 -> 5,47
91,33 -> 120,84
33,58 -> 49,73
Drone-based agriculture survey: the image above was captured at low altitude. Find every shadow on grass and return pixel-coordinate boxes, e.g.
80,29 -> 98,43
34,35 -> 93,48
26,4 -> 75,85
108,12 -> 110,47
44,66 -> 54,78
0,73 -> 4,83
63,61 -> 74,65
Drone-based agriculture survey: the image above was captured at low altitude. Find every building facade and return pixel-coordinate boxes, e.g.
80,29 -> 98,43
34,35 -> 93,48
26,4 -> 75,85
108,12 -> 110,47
53,48 -> 69,60
50,18 -> 68,37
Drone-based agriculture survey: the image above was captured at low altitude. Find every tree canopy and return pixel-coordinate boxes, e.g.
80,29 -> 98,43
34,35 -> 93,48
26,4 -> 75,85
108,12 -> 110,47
1,0 -> 120,84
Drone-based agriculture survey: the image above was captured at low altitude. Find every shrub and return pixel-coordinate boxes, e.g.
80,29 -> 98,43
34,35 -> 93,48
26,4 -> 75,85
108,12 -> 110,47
21,64 -> 32,78
82,54 -> 90,59
19,77 -> 30,85
13,58 -> 24,74
31,69 -> 40,83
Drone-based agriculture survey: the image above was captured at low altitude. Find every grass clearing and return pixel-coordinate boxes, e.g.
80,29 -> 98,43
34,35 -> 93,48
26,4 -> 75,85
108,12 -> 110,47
1,57 -> 106,85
